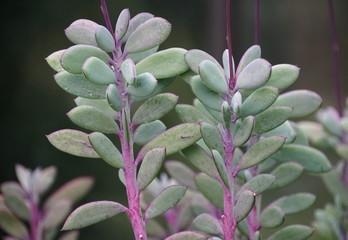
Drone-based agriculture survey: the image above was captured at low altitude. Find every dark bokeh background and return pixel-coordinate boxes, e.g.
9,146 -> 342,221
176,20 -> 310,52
1,0 -> 347,239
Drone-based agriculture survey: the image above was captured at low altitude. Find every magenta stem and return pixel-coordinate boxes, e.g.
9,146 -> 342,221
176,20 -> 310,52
226,0 -> 235,90
100,0 -> 115,37
29,198 -> 42,240
327,0 -> 343,117
254,0 -> 260,45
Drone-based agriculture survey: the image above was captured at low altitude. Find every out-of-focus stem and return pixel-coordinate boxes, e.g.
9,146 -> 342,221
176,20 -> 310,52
226,0 -> 235,90
29,198 -> 42,240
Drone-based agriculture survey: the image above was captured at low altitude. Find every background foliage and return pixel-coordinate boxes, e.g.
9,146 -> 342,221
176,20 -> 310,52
1,0 -> 348,238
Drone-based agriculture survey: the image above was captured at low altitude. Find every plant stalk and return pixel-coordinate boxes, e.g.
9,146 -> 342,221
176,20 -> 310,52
29,197 -> 42,240
226,0 -> 235,90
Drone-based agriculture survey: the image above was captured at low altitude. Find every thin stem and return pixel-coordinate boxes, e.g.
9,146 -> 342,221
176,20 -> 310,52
29,198 -> 42,240
100,0 -> 115,37
226,0 -> 235,90
327,0 -> 343,117
254,0 -> 260,45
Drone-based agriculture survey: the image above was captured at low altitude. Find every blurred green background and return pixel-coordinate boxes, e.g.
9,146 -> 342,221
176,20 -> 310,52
1,0 -> 347,239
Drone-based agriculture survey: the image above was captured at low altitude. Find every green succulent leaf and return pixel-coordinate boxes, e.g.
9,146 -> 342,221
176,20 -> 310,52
75,97 -> 118,118
88,132 -> 124,168
133,93 -> 178,124
62,201 -> 127,230
125,17 -> 171,53
238,174 -> 275,197
175,104 -> 214,125
273,90 -> 322,118
134,120 -> 166,145
47,129 -> 99,158
238,136 -> 286,170
262,121 -> 297,143
121,58 -> 136,85
145,185 -> 187,219
193,99 -> 222,123
236,45 -> 261,76
222,49 -> 235,79
4,195 -> 30,220
43,199 -> 72,229
0,210 -> 29,239
95,25 -> 115,52
201,123 -> 224,155
199,60 -> 228,94
270,193 -> 316,214
121,12 -> 154,42
136,48 -> 189,79
35,166 -> 57,195
322,170 -> 348,207
146,219 -> 167,239
234,189 -> 255,222
106,84 -> 122,112
212,150 -> 230,188
264,64 -> 300,91
194,173 -> 223,209
1,182 -> 26,199
165,161 -> 196,190
185,49 -> 222,74
137,148 -> 166,190
317,107 -> 342,137
270,162 -> 304,189
233,116 -> 255,147
164,231 -> 208,240
46,50 -> 65,72
82,57 -> 115,85
54,71 -> 107,99
260,205 -> 285,228
267,225 -> 314,240
192,213 -> 223,236
127,46 -> 159,64
115,9 -> 130,41
65,19 -> 99,46
235,59 -> 271,90
127,72 -> 157,97
58,231 -> 80,240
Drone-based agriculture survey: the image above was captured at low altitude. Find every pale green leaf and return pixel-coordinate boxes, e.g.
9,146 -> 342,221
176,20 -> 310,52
235,59 -> 271,90
134,120 -> 166,145
115,9 -> 130,41
121,12 -> 154,42
164,231 -> 208,240
127,72 -> 157,97
106,84 -> 122,112
192,213 -> 223,235
185,49 -> 222,74
46,50 -> 65,72
58,231 -> 80,240
262,121 -> 297,143
194,173 -> 223,209
165,161 -> 196,190
0,211 -> 29,239
175,104 -> 214,125
222,49 -> 235,79
233,116 -> 255,147
120,58 -> 136,85
199,60 -> 228,93
65,19 -> 99,46
270,162 -> 304,189
127,46 -> 159,64
95,25 -> 115,52
271,193 -> 316,214
267,225 -> 314,240
82,57 -> 115,85
43,199 -> 72,228
236,45 -> 261,76
238,174 -> 275,197
4,195 -> 30,220
260,205 -> 285,228
234,189 -> 255,222
74,97 -> 118,118
201,123 -> 224,155
264,64 -> 300,91
212,150 -> 230,188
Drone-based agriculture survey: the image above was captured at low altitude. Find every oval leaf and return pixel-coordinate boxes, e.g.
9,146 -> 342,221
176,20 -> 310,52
201,123 -> 224,155
134,120 -> 166,145
75,97 -> 118,118
121,12 -> 154,42
194,173 -> 223,209
233,116 -> 255,147
0,211 -> 29,239
238,174 -> 275,197
236,45 -> 261,76
260,205 -> 285,228
127,72 -> 157,97
235,59 -> 271,90
62,201 -> 127,230
106,84 -> 122,112
121,58 -> 136,85
271,193 -> 316,214
234,189 -> 255,222
46,50 -> 65,72
212,150 -> 230,188
165,231 -> 208,240
65,19 -> 99,46
95,25 -> 115,52
82,57 -> 115,85
4,195 -> 30,220
43,199 -> 72,228
192,213 -> 223,235
267,225 -> 314,240
185,49 -> 222,74
264,64 -> 300,91
115,9 -> 130,40
199,60 -> 228,94
175,104 -> 214,125
165,161 -> 196,190
270,162 -> 304,189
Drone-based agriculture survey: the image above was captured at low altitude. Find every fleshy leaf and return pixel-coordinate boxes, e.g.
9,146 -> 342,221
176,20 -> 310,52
106,84 -> 122,112
47,129 -> 99,158
43,199 -> 72,228
270,162 -> 304,189
238,174 -> 275,197
235,59 -> 271,90
253,106 -> 293,135
185,49 -> 222,74
46,50 -> 65,72
138,123 -> 201,157
322,170 -> 348,207
262,121 -> 297,143
75,97 -> 118,118
95,25 -> 115,52
192,213 -> 223,235
181,144 -> 219,179
201,123 -> 224,155
127,72 -> 157,97
260,205 -> 285,228
127,46 -> 159,63
58,231 -> 80,240
4,195 -> 30,220
145,185 -> 187,219
134,120 -> 166,145
164,231 -> 208,240
234,189 -> 255,222
264,64 -> 300,91
175,104 -> 214,125
267,225 -> 314,240
238,136 -> 285,170
54,71 -> 107,99
147,219 -> 167,238
36,166 -> 57,195
121,12 -> 154,42
45,177 -> 94,208
236,45 -> 261,76
199,60 -> 228,93
62,201 -> 127,230
65,19 -> 99,46
136,48 -> 189,79
125,17 -> 171,53
317,107 -> 342,137
270,144 -> 332,173
222,49 -> 235,79
14,165 -> 31,193
68,106 -> 119,134
270,193 -> 316,214
61,45 -> 110,74
165,161 -> 196,190
240,86 -> 279,117
137,148 -> 166,190
273,90 -> 322,118
194,173 -> 223,209
115,9 -> 130,40
233,116 -> 255,147
88,132 -> 124,168
0,211 -> 29,239
82,57 -> 115,85
191,76 -> 223,111
1,182 -> 26,199
133,93 -> 178,124
212,150 -> 230,188
120,58 -> 136,85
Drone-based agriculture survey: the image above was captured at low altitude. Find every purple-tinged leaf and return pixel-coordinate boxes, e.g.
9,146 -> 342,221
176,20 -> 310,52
164,231 -> 208,240
0,210 -> 29,239
192,213 -> 223,235
65,19 -> 99,46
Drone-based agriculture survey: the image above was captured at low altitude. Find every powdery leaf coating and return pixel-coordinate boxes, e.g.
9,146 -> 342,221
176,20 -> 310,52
264,64 -> 300,91
181,144 -> 219,179
235,59 -> 271,90
145,185 -> 187,219
175,104 -> 215,125
106,84 -> 122,112
212,150 -> 230,188
199,60 -> 228,94
47,129 -> 99,158
192,213 -> 223,235
164,231 -> 208,240
67,106 -> 119,134
121,12 -> 154,42
60,45 -> 111,74
121,58 -> 136,85
234,189 -> 255,222
270,193 -> 316,214
43,199 -> 72,228
137,148 -> 166,190
127,72 -> 157,97
236,45 -> 261,76
240,86 -> 279,117
237,174 -> 275,197
95,25 -> 115,52
65,19 -> 99,46
134,120 -> 166,145
262,121 -> 297,144
238,136 -> 286,170
115,9 -> 130,40
260,205 -> 285,228
62,201 -> 127,230
4,195 -> 30,220
45,177 -> 94,208
88,132 -> 124,168
185,49 -> 222,74
46,49 -> 65,72
58,231 -> 80,240
165,161 -> 196,190
133,93 -> 178,124
267,225 -> 314,240
54,71 -> 107,99
82,57 -> 115,85
75,97 -> 118,119
222,49 -> 235,79
201,123 -> 224,155
233,116 -> 255,147
0,210 -> 29,239
127,46 -> 159,64
139,123 -> 201,158
270,162 -> 304,189
194,173 -> 223,209
270,144 -> 332,173
125,17 -> 171,53
273,90 -> 322,118
136,48 -> 189,79
193,98 -> 222,124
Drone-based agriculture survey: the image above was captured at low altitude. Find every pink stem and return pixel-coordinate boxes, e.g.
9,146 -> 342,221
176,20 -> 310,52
226,0 -> 235,90
29,198 -> 42,240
